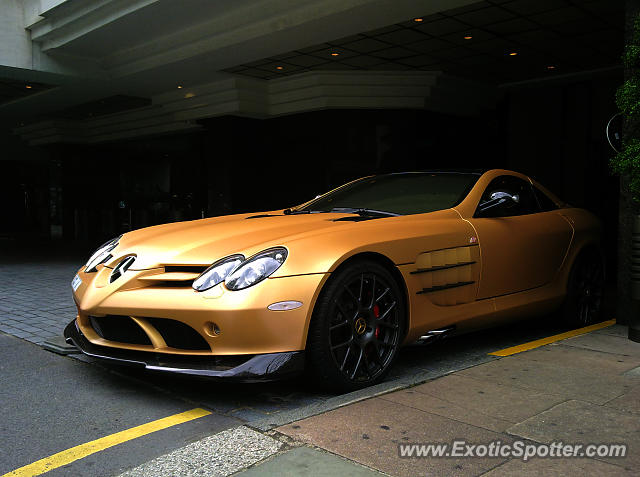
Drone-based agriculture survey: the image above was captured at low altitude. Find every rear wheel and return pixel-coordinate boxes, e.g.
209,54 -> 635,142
306,260 -> 404,392
562,251 -> 604,327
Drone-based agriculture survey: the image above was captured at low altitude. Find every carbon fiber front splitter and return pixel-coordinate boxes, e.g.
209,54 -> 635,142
64,319 -> 305,382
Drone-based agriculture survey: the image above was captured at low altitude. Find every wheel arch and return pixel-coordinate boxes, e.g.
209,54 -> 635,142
558,240 -> 606,326
310,251 -> 411,343
562,240 -> 605,293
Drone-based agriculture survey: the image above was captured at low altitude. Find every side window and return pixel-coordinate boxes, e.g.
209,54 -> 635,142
532,186 -> 559,212
476,175 -> 539,218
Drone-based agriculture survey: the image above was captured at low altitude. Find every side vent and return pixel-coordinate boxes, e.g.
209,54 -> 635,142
417,281 -> 475,294
413,245 -> 480,305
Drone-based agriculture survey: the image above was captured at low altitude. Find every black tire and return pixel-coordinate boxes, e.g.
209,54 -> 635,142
561,250 -> 605,327
306,260 -> 405,392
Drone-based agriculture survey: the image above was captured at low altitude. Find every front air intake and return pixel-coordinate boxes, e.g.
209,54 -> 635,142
89,315 -> 151,345
89,315 -> 210,351
147,318 -> 210,350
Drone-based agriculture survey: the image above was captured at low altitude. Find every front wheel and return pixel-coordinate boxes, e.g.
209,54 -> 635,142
306,260 -> 405,392
561,251 -> 605,327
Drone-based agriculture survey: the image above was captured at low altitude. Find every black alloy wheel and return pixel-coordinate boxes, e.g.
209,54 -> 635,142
562,251 -> 605,327
307,260 -> 404,392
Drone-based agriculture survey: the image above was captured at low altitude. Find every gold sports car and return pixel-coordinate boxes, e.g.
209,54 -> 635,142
65,169 -> 604,391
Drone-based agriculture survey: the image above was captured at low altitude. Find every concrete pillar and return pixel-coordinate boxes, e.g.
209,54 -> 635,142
0,0 -> 32,70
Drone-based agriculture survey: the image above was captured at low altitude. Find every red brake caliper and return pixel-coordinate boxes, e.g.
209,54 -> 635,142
373,304 -> 380,339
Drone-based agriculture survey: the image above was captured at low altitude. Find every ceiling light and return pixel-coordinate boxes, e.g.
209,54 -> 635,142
414,18 -> 423,22
276,66 -> 283,70
25,85 -> 32,89
330,52 -> 339,56
509,52 -> 518,56
464,35 -> 473,40
547,65 -> 556,70
177,85 -> 183,89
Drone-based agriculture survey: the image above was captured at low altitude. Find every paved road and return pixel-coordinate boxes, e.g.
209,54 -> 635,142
0,250 -> 587,475
0,333 -> 242,477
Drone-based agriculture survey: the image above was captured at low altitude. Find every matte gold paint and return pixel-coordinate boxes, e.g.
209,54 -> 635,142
71,169 -> 602,358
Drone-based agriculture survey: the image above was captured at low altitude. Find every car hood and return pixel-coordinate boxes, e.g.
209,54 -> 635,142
114,211 -> 363,269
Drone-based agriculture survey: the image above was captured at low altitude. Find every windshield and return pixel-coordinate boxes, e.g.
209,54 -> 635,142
298,173 -> 480,216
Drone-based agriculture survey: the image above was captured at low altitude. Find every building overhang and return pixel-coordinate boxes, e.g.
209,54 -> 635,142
1,0 -> 624,143
13,70 -> 500,145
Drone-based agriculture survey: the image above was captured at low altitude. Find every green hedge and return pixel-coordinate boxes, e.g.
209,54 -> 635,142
611,14 -> 640,202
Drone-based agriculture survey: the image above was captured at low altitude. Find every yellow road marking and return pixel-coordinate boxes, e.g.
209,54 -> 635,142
489,319 -> 616,357
2,408 -> 211,477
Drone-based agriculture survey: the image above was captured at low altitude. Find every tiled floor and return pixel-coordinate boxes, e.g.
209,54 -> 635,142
0,262 -> 79,344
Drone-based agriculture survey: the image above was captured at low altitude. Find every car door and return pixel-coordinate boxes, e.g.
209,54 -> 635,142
468,175 -> 574,299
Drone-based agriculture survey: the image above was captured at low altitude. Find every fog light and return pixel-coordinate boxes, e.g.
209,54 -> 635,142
268,301 -> 303,311
204,322 -> 221,337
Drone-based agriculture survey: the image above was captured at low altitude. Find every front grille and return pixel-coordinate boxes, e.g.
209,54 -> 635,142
89,315 -> 152,345
163,265 -> 208,274
149,280 -> 197,287
147,317 -> 210,350
141,265 -> 209,288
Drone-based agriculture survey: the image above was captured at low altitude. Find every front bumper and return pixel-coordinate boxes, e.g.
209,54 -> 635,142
64,319 -> 305,382
72,266 -> 328,355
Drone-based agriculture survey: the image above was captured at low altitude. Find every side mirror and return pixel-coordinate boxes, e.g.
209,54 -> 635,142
477,191 -> 519,216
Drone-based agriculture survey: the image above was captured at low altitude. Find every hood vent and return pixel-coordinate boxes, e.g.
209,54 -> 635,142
246,214 -> 281,219
332,216 -> 380,222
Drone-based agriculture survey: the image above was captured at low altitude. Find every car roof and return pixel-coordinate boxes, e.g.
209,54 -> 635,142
385,169 -> 486,176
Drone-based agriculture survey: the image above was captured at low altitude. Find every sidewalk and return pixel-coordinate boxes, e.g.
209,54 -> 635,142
271,323 -> 639,476
121,322 -> 639,477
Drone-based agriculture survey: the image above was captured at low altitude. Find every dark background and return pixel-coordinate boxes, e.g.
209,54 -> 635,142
0,70 -> 620,281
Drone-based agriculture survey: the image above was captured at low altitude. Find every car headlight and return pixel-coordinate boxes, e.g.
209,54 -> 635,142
84,235 -> 121,272
225,247 -> 288,291
192,254 -> 245,291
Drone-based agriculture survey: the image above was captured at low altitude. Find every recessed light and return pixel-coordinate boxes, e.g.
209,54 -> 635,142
276,66 -> 284,70
330,52 -> 339,56
508,52 -> 518,56
177,85 -> 183,89
414,18 -> 423,22
25,85 -> 32,89
464,35 -> 473,40
547,65 -> 556,70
